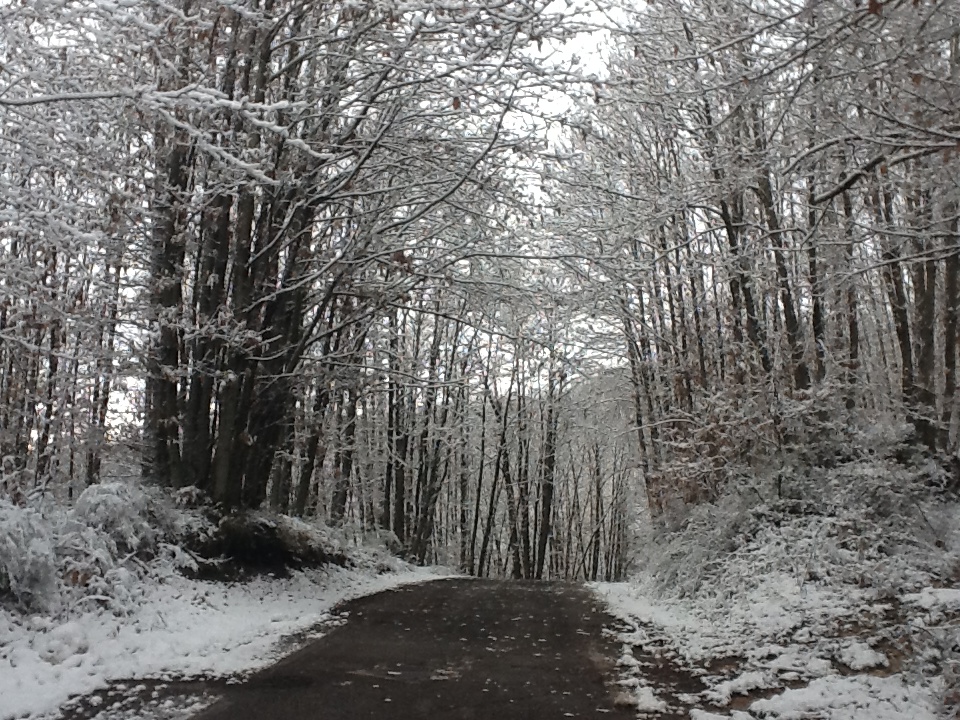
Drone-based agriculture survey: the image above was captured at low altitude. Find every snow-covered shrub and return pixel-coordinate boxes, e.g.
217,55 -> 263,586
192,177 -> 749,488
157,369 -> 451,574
276,514 -> 345,555
73,481 -> 157,555
0,482 -> 189,613
188,512 -> 350,578
55,518 -> 113,574
649,378 -> 864,525
157,486 -> 217,552
0,500 -> 59,610
0,477 -> 399,617
639,438 -> 959,603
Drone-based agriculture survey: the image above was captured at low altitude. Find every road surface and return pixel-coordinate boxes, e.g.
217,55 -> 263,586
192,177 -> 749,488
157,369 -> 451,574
191,577 -> 638,720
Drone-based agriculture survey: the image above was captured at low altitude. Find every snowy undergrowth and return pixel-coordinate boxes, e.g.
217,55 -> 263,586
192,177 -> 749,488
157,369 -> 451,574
0,482 -> 451,720
593,437 -> 960,719
0,482 -> 215,614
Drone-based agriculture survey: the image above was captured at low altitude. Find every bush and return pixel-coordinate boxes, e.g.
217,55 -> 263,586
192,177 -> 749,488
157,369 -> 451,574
180,512 -> 350,580
0,481 -> 183,612
0,479 -> 394,614
639,444 -> 959,602
0,500 -> 59,611
73,481 -> 158,555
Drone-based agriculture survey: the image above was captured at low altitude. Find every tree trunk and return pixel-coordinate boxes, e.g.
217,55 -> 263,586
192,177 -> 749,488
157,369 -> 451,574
943,212 -> 959,449
534,366 -> 559,580
331,387 -> 359,524
145,131 -> 190,489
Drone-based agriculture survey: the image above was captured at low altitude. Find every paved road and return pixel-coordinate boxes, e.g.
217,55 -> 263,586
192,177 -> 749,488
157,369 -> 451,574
192,578 -> 637,720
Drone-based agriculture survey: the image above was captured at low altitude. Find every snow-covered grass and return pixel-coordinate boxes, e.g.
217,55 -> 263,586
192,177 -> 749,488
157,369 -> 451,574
593,440 -> 960,719
750,675 -> 935,720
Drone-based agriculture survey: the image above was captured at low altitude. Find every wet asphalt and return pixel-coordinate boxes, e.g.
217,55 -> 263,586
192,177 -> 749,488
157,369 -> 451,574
190,578 -> 637,720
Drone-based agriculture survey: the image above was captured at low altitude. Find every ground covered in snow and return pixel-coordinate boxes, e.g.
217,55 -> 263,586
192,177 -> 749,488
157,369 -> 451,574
592,433 -> 960,719
594,579 -> 944,719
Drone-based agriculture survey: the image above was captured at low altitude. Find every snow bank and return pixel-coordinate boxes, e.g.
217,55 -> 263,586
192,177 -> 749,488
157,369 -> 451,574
593,574 -> 866,666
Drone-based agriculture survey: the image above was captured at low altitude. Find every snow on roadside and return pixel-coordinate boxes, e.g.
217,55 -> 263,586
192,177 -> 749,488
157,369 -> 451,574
750,674 -> 937,720
0,564 -> 453,720
592,579 -> 940,719
593,573 -> 868,665
633,684 -> 669,713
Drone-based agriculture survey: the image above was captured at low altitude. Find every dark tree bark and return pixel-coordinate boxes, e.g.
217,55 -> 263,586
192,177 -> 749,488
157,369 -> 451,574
843,190 -> 861,410
943,212 -> 959,449
145,131 -> 190,489
534,365 -> 559,580
331,386 -> 359,524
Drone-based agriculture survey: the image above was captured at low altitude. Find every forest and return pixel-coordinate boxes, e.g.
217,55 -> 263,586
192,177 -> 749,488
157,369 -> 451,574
1,0 -> 959,585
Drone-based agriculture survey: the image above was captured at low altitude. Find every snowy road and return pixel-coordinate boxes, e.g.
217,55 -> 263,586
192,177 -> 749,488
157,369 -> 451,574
190,578 -> 636,720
